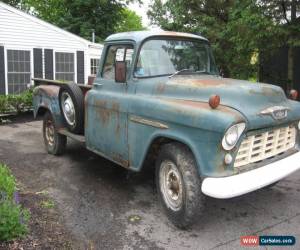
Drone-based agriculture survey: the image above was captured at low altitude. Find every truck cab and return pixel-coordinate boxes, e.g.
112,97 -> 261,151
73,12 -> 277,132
33,31 -> 300,228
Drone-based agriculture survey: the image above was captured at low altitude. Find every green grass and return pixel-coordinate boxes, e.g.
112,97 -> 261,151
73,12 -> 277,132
0,164 -> 30,241
40,200 -> 55,209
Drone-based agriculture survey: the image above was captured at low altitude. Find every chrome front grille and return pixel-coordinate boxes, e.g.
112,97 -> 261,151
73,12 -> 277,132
234,125 -> 297,169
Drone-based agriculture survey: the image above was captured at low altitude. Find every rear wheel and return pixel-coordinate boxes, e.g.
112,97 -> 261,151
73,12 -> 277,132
43,111 -> 66,155
59,83 -> 84,134
156,143 -> 205,229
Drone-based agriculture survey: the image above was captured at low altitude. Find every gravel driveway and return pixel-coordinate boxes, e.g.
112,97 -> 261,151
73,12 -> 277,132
0,120 -> 299,250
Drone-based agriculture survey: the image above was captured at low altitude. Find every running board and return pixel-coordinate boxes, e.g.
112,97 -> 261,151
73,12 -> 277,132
58,128 -> 86,143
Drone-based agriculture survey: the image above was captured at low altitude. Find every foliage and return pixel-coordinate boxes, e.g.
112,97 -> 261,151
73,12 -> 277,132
0,88 -> 33,114
0,201 -> 30,241
148,0 -> 299,80
40,200 -> 55,209
0,164 -> 30,242
116,8 -> 145,33
0,164 -> 16,201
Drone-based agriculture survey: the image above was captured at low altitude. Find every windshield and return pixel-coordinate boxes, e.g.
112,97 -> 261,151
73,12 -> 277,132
135,38 -> 219,78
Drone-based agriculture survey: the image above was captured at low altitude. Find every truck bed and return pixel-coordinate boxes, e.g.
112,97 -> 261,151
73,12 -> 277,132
33,78 -> 92,94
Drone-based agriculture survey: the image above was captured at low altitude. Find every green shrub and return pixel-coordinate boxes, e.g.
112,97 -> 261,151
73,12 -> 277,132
0,96 -> 7,114
0,88 -> 33,114
0,164 -> 30,242
0,201 -> 30,241
0,164 -> 16,200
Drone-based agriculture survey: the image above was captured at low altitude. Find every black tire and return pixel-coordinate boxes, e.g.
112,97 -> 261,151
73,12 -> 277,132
59,83 -> 84,134
43,111 -> 67,155
155,142 -> 205,229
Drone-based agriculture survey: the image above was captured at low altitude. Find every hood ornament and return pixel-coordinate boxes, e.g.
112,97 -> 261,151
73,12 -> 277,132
260,106 -> 290,120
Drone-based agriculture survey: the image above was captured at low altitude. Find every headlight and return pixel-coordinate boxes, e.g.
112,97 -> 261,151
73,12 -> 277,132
222,123 -> 246,150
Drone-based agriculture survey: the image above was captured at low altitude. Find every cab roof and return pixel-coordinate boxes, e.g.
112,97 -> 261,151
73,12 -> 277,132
105,31 -> 208,43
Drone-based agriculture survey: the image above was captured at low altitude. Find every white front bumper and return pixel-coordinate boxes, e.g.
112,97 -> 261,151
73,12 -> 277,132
201,151 -> 300,199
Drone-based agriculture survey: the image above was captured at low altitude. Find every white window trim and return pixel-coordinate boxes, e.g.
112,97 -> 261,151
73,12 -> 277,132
90,57 -> 100,76
4,47 -> 33,94
4,47 -> 8,95
54,50 -> 76,82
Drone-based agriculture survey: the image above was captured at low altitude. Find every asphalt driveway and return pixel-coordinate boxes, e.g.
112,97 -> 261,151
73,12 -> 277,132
0,120 -> 300,249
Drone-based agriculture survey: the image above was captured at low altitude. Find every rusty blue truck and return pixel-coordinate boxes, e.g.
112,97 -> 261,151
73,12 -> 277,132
33,31 -> 300,228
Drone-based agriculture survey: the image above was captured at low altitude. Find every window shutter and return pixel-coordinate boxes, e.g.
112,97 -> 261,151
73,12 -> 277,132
77,51 -> 85,84
33,48 -> 43,78
44,49 -> 53,80
0,46 -> 5,94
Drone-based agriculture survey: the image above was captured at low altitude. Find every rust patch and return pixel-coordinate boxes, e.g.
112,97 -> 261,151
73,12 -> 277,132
111,153 -> 129,168
80,87 -> 91,96
155,83 -> 166,94
112,102 -> 120,112
97,108 -> 110,125
156,31 -> 203,39
94,100 -> 110,125
37,85 -> 60,97
164,99 -> 242,119
169,78 -> 228,88
94,100 -> 107,108
167,99 -> 211,109
84,96 -> 89,130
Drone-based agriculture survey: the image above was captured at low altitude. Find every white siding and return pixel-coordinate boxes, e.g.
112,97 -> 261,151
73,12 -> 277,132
0,6 -> 86,49
0,3 -> 103,87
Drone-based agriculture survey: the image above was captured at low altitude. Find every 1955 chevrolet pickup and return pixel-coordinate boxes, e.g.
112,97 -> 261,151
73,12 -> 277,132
33,31 -> 300,228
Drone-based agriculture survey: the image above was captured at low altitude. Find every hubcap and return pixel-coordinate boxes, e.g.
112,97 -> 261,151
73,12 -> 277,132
61,92 -> 76,126
159,161 -> 183,211
45,119 -> 55,146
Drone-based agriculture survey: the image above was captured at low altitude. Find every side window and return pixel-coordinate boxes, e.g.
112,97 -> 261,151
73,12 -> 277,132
102,45 -> 134,80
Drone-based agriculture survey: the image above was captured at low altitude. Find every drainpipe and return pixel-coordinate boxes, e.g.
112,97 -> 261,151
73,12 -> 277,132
92,30 -> 95,43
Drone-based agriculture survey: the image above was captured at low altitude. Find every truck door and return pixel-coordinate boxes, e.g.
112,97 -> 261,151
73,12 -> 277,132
86,43 -> 134,167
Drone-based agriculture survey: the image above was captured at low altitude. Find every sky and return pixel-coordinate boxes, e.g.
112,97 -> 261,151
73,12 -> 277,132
128,0 -> 155,28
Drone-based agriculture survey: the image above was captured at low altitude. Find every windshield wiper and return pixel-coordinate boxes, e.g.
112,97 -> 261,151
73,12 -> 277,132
168,69 -> 191,78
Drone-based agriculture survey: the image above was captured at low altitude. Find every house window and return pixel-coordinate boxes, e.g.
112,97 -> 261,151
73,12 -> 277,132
90,58 -> 100,76
7,50 -> 31,94
55,52 -> 74,82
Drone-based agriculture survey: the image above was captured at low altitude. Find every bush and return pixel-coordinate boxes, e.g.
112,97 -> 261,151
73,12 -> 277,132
0,201 -> 30,241
0,164 -> 30,242
0,88 -> 33,114
0,164 -> 16,200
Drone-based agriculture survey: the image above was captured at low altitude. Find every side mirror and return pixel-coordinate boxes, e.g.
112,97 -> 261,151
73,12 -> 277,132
115,61 -> 127,83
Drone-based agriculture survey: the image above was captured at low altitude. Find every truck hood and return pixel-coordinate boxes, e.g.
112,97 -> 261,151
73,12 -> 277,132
153,75 -> 300,130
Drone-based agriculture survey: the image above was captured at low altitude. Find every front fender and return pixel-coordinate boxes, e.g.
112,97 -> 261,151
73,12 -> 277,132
128,117 -> 237,177
127,97 -> 246,177
33,85 -> 65,127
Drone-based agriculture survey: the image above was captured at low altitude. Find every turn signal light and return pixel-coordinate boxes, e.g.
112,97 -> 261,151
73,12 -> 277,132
289,89 -> 298,100
209,95 -> 220,109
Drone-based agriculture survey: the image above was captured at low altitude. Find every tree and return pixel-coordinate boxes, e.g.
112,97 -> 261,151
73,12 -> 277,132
148,0 -> 299,81
259,0 -> 300,88
1,0 -> 21,7
4,0 -> 144,42
116,8 -> 145,32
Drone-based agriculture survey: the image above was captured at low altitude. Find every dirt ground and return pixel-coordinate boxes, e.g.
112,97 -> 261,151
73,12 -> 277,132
0,116 -> 300,249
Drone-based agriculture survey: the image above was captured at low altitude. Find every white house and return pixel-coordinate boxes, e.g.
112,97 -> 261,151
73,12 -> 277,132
0,2 -> 103,95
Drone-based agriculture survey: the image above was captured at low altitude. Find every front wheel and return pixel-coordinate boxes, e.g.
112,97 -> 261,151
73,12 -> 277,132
43,111 -> 67,155
156,143 -> 205,229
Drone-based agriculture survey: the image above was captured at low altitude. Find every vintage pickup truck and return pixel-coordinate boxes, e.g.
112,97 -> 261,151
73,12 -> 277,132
33,31 -> 300,228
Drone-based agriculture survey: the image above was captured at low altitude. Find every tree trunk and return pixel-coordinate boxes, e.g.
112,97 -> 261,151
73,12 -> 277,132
287,46 -> 294,90
287,0 -> 297,90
